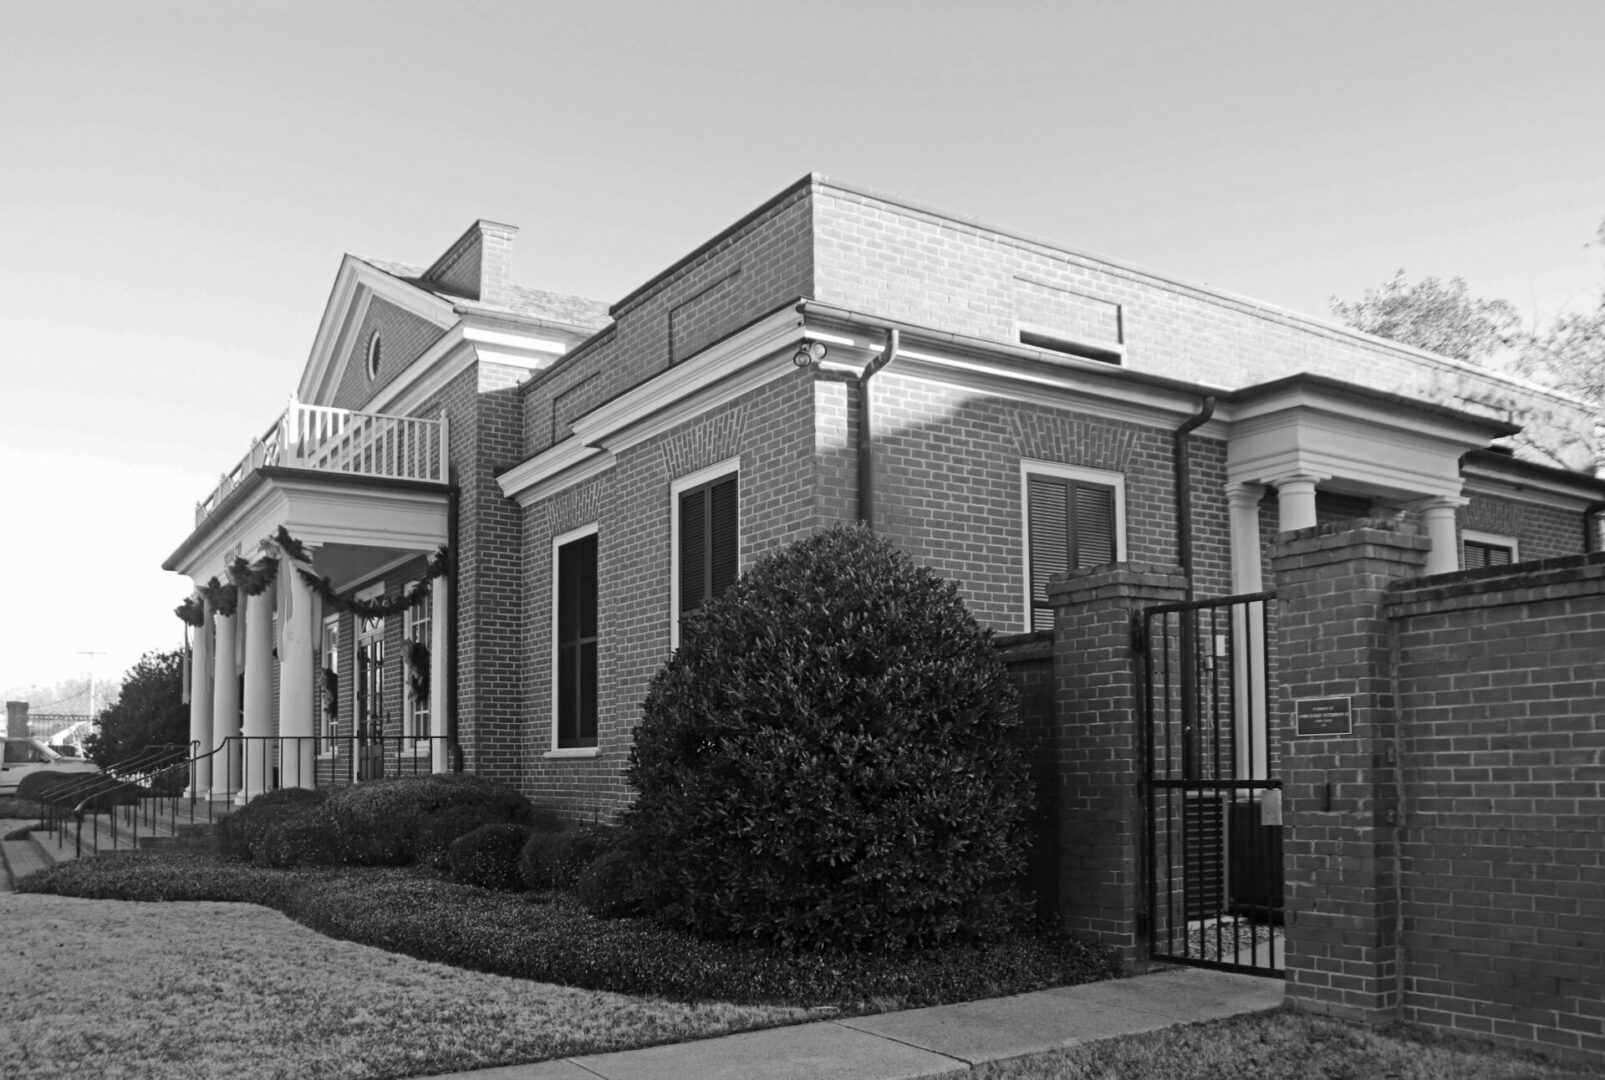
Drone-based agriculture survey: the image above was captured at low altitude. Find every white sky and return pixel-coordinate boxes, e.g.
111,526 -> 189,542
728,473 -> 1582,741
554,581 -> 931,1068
3,0 -> 1603,695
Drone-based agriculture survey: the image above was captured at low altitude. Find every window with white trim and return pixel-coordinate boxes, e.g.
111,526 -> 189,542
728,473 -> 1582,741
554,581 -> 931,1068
1462,530 -> 1518,570
553,525 -> 599,750
320,615 -> 340,753
1022,461 -> 1126,631
671,460 -> 740,648
404,593 -> 432,743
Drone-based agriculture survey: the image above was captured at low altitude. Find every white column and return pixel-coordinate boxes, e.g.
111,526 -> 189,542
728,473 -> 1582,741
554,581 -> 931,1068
1415,495 -> 1469,576
1225,482 -> 1269,781
430,572 -> 450,774
1272,473 -> 1322,533
1225,482 -> 1267,594
186,597 -> 213,798
239,583 -> 275,804
211,600 -> 242,799
278,556 -> 317,789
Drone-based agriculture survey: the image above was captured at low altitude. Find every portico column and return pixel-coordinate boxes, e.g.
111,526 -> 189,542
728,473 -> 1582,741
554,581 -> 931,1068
186,596 -> 214,798
239,582 -> 275,804
430,571 -> 450,774
278,555 -> 317,789
1414,494 -> 1469,576
211,596 -> 242,798
1225,482 -> 1268,593
1225,482 -> 1270,780
1272,473 -> 1323,533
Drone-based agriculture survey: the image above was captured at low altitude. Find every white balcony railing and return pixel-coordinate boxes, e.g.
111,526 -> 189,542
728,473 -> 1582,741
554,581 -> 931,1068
195,399 -> 449,525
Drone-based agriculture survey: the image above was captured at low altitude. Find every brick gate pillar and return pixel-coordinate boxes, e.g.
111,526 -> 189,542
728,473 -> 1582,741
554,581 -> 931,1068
1271,521 -> 1428,1023
1048,563 -> 1187,967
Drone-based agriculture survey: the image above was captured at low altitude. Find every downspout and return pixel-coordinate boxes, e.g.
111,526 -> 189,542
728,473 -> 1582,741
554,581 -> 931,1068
1174,395 -> 1216,781
857,328 -> 900,530
1174,396 -> 1217,602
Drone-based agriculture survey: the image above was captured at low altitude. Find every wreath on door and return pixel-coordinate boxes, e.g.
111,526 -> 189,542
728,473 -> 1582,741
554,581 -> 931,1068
405,640 -> 430,708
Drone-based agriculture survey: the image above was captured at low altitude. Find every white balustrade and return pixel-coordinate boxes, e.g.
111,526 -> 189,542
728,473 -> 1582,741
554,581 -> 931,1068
195,402 -> 447,525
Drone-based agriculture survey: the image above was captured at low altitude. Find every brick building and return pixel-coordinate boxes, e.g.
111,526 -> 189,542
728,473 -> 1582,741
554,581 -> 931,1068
162,174 -> 1605,1057
165,174 -> 1602,806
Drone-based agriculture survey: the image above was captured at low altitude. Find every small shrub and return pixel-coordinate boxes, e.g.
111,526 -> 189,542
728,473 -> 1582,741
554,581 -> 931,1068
220,788 -> 327,861
322,774 -> 534,866
16,771 -> 78,804
254,810 -> 350,868
416,804 -> 507,873
625,525 -> 1033,953
448,823 -> 532,890
575,849 -> 641,918
520,823 -> 620,891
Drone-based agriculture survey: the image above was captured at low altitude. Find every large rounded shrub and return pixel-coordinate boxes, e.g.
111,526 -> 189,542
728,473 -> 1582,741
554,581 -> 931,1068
623,525 -> 1032,953
519,823 -> 619,891
448,823 -> 533,890
319,773 -> 534,866
221,788 -> 327,862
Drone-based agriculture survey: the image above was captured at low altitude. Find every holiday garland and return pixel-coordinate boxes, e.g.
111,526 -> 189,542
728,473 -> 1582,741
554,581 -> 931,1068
175,525 -> 448,626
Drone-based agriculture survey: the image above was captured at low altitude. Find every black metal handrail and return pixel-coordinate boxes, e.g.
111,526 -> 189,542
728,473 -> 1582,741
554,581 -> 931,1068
36,733 -> 459,859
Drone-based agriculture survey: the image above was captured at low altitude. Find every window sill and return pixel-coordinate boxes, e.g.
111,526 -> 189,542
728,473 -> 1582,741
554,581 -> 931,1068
543,747 -> 600,760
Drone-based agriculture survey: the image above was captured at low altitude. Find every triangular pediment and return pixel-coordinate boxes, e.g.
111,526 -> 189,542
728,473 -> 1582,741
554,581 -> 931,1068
297,255 -> 459,408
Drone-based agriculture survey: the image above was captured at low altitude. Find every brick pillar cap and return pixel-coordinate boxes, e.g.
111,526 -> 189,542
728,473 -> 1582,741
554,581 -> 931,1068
1275,518 -> 1432,557
1047,563 -> 1188,603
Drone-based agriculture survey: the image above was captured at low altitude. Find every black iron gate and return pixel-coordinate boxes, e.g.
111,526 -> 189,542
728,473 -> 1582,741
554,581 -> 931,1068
1138,591 -> 1283,976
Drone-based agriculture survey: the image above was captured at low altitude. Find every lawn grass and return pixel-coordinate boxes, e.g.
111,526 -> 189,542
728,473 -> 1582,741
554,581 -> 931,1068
16,850 -> 1118,1009
0,890 -> 812,1080
970,1009 -> 1600,1080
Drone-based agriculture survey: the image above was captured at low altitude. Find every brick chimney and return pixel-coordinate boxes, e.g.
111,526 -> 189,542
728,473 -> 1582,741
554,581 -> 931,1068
421,220 -> 519,308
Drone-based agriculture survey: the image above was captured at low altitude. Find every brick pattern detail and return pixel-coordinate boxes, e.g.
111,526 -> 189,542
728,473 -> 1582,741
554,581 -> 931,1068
1385,553 -> 1605,1065
332,298 -> 449,411
1046,564 -> 1188,963
1462,493 -> 1585,562
1272,523 -> 1431,1023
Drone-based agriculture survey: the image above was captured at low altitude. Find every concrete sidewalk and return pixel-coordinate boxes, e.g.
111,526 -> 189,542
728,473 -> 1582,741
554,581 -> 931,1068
434,966 -> 1283,1080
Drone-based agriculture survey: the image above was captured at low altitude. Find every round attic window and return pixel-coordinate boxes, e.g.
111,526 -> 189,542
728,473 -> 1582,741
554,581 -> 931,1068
366,332 -> 383,380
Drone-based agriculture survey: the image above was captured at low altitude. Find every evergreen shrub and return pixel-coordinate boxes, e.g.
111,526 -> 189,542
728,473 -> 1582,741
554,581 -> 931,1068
575,848 -> 640,918
448,823 -> 532,890
220,788 -> 327,862
519,823 -> 619,891
624,525 -> 1032,953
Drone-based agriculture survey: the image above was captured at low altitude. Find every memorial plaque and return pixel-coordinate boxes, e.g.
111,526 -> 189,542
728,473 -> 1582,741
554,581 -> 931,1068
1295,696 -> 1353,737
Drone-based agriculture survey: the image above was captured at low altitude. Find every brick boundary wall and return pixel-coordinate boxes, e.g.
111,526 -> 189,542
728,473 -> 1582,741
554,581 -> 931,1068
1385,551 -> 1605,1065
994,630 -> 1059,922
1272,524 -> 1605,1068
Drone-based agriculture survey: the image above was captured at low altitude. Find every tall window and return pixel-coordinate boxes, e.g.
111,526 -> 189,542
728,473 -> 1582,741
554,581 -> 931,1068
554,528 -> 599,749
404,593 -> 432,742
1023,462 -> 1125,631
672,463 -> 739,646
320,615 -> 340,752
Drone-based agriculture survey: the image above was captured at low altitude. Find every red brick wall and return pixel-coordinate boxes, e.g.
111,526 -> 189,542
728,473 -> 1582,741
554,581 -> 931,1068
332,297 -> 449,411
520,184 -> 814,457
1386,554 -> 1605,1065
810,182 -> 1591,469
520,368 -> 822,818
869,368 -> 1232,632
1462,492 -> 1585,562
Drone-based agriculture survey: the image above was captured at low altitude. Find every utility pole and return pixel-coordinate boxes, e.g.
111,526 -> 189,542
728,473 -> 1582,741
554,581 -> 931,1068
79,651 -> 105,718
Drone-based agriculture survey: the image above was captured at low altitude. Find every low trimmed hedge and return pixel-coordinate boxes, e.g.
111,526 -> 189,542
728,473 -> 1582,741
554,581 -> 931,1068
448,823 -> 531,890
520,823 -> 619,891
15,852 -> 1120,1009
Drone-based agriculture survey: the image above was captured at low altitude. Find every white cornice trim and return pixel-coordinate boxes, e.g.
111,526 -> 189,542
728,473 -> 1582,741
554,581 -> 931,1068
889,350 -> 1230,437
1462,461 -> 1604,511
497,308 -> 805,501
